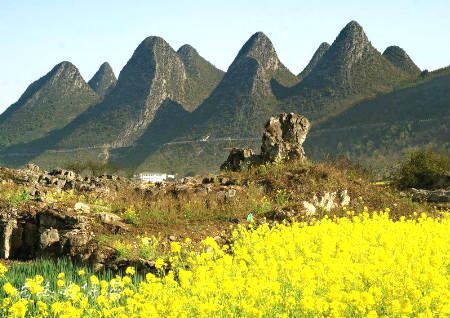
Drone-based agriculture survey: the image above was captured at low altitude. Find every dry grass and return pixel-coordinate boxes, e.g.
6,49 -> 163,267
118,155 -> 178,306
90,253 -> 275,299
0,159 -> 434,259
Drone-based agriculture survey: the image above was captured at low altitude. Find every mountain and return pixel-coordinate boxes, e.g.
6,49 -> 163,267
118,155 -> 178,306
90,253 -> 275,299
0,61 -> 99,146
382,46 -> 421,76
56,37 -> 223,149
300,21 -> 408,94
298,42 -> 330,80
188,32 -> 299,137
283,21 -> 411,121
0,21 -> 446,176
129,23 -> 437,175
116,32 -> 301,173
88,62 -> 117,97
177,44 -> 224,110
307,69 -> 450,175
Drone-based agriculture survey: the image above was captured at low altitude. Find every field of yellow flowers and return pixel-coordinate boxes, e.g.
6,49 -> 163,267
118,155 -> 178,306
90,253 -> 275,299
1,210 -> 450,317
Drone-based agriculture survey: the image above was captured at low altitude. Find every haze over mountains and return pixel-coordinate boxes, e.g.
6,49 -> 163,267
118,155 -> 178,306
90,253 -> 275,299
0,20 -> 448,175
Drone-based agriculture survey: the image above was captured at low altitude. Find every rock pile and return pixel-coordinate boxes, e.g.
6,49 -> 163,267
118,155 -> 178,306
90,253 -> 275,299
410,188 -> 450,203
221,113 -> 310,171
0,164 -> 137,268
0,164 -> 132,202
139,175 -> 242,202
0,205 -> 117,268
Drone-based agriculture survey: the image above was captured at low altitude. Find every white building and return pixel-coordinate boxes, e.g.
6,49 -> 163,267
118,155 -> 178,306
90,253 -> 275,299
135,172 -> 175,183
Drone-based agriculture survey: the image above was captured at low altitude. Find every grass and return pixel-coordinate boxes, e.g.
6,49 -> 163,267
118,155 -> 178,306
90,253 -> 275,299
0,185 -> 31,207
1,258 -> 131,289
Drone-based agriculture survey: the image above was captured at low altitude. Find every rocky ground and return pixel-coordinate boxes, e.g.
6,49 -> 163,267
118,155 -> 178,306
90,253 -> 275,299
0,113 -> 447,273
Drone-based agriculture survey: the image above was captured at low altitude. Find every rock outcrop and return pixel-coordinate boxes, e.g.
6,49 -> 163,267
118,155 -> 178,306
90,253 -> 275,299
0,164 -> 134,211
0,164 -> 137,269
302,190 -> 351,215
261,113 -> 310,162
221,113 -> 310,171
0,163 -> 243,269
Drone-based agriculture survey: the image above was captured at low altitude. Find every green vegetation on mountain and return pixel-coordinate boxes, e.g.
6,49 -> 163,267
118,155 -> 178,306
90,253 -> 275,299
177,44 -> 224,110
187,32 -> 298,138
297,42 -> 330,80
382,45 -> 421,76
0,62 -> 99,146
281,21 -> 413,122
55,37 -> 223,149
88,62 -> 117,97
306,70 -> 450,175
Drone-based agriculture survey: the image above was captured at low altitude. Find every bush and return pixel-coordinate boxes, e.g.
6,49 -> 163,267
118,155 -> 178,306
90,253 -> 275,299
392,149 -> 450,189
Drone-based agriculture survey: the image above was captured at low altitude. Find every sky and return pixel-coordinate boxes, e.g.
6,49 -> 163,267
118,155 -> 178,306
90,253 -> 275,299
1,0 -> 449,112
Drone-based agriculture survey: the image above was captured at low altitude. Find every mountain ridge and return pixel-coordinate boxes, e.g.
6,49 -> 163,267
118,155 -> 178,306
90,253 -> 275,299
0,20 -> 446,177
54,36 -> 223,149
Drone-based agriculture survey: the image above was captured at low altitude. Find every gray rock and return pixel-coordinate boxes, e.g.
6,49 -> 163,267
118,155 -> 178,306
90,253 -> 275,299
411,188 -> 450,203
313,192 -> 337,211
0,219 -> 20,259
261,113 -> 310,163
302,201 -> 316,216
40,228 -> 60,248
98,212 -> 122,224
25,163 -> 41,173
38,211 -> 79,229
221,113 -> 310,171
339,190 -> 351,206
74,202 -> 90,213
303,189 -> 351,214
220,148 -> 257,172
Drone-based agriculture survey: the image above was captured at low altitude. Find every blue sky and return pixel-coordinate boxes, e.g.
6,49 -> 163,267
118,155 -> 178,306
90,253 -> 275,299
1,0 -> 449,112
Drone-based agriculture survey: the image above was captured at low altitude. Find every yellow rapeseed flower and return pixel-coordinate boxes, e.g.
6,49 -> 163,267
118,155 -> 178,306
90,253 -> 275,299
170,242 -> 182,254
125,266 -> 135,276
0,209 -> 449,317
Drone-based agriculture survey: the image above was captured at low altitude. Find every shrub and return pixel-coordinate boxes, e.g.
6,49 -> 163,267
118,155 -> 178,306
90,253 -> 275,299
392,149 -> 450,189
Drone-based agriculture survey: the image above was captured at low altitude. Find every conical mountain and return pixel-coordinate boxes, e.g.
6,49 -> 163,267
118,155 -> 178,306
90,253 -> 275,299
0,61 -> 99,146
298,42 -> 330,80
56,36 -> 223,148
383,45 -> 420,76
297,21 -> 409,96
177,44 -> 224,110
88,62 -> 117,97
190,32 -> 299,137
230,32 -> 299,92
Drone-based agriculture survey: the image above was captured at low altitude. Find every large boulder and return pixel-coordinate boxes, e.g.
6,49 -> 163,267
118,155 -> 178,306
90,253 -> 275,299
261,113 -> 310,163
221,113 -> 310,171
